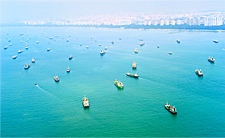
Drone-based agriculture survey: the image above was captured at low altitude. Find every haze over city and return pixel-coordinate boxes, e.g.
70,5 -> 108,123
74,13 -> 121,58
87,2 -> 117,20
1,0 -> 225,24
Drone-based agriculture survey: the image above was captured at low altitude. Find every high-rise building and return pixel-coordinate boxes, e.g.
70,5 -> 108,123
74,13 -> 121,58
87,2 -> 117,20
196,17 -> 201,25
165,20 -> 170,25
187,17 -> 195,25
208,16 -> 216,26
147,21 -> 152,25
160,20 -> 164,26
153,20 -> 158,26
204,16 -> 209,26
170,20 -> 176,25
216,16 -> 223,26
176,20 -> 181,25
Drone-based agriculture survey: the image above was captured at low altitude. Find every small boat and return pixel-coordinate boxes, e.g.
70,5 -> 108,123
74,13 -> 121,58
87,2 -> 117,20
18,50 -> 23,53
100,50 -> 106,55
36,41 -> 39,44
140,42 -> 145,46
25,46 -> 28,49
34,84 -> 38,86
54,76 -> 60,82
213,40 -> 219,43
126,72 -> 139,78
82,96 -> 90,108
111,41 -> 114,44
208,57 -> 215,63
165,102 -> 177,114
4,46 -> 8,49
176,39 -> 181,43
195,69 -> 203,76
24,64 -> 30,69
86,46 -> 89,49
31,58 -> 35,63
132,61 -> 137,69
114,80 -> 124,89
157,45 -> 160,48
168,52 -> 172,55
12,55 -> 17,59
66,39 -> 69,42
69,55 -> 73,60
105,47 -> 108,50
47,48 -> 51,51
66,67 -> 70,73
134,48 -> 138,53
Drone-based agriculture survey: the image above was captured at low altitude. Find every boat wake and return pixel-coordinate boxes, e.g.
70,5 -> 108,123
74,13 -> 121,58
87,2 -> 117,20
35,84 -> 58,99
107,50 -> 134,57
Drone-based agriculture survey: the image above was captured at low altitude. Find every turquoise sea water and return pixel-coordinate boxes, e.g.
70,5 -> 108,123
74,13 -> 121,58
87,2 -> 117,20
1,26 -> 225,137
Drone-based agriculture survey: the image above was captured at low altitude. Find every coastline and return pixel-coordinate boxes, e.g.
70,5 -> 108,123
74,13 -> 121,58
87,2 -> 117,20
1,24 -> 225,30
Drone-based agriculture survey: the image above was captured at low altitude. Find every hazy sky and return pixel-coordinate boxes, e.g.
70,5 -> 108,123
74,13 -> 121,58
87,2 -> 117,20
1,0 -> 225,23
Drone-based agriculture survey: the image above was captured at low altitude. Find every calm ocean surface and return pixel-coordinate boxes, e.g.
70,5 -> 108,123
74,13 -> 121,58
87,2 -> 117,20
1,26 -> 225,137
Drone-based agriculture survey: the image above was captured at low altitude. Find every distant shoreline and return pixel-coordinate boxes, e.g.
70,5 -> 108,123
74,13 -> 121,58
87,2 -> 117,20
1,24 -> 225,30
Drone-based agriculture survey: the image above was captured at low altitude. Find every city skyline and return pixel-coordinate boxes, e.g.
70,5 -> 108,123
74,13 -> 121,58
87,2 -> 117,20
19,11 -> 225,27
1,0 -> 225,24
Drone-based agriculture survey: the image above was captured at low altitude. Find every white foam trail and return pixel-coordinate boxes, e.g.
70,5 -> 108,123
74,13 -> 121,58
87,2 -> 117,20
35,84 -> 59,99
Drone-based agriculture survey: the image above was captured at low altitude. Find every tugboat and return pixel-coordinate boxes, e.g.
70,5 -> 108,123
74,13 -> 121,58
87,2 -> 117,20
69,55 -> 73,60
213,40 -> 219,43
126,72 -> 139,78
208,57 -> 215,63
82,96 -> 90,108
114,80 -> 124,89
54,76 -> 60,82
168,52 -> 172,55
132,61 -> 137,69
18,50 -> 23,53
24,64 -> 30,69
100,50 -> 106,56
31,58 -> 35,63
165,102 -> 177,114
195,69 -> 203,76
66,67 -> 70,73
140,42 -> 145,46
176,39 -> 181,43
4,46 -> 8,49
134,48 -> 138,53
12,55 -> 17,59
